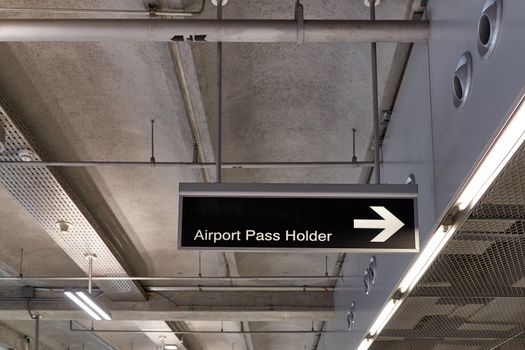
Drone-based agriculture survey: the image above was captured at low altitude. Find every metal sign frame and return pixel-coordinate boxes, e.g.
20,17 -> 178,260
178,183 -> 419,253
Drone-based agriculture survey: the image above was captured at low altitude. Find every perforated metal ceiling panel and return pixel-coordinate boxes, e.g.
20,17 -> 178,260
371,144 -> 525,349
0,100 -> 145,301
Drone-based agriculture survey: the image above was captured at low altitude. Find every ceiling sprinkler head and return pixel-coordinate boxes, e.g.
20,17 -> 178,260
56,221 -> 73,234
364,0 -> 381,7
17,149 -> 34,162
211,0 -> 229,6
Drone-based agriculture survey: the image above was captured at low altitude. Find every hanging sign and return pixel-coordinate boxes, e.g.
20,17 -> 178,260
178,183 -> 418,252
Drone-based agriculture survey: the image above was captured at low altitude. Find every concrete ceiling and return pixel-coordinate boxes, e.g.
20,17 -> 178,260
0,0 -> 417,349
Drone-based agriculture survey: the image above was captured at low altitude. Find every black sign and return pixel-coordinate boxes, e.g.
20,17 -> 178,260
178,183 -> 419,252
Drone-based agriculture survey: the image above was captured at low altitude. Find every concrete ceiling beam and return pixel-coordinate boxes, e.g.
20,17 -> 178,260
0,321 -> 55,350
0,292 -> 334,322
0,309 -> 333,322
0,102 -> 147,302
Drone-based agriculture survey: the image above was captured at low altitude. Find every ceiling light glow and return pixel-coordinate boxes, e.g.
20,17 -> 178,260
457,95 -> 525,210
64,289 -> 111,321
356,338 -> 373,350
77,291 -> 112,320
64,291 -> 102,321
369,299 -> 402,336
164,346 -> 178,350
399,225 -> 456,293
362,93 -> 525,348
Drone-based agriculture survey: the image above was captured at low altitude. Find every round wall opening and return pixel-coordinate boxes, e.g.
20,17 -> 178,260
453,75 -> 463,100
478,14 -> 491,45
453,53 -> 473,110
478,0 -> 502,59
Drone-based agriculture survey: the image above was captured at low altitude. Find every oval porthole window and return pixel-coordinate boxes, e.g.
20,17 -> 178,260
453,53 -> 473,110
478,0 -> 503,60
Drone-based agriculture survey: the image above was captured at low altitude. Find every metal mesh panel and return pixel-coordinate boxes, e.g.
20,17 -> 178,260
497,337 -> 525,350
371,338 -> 486,350
374,144 -> 525,349
0,101 -> 145,301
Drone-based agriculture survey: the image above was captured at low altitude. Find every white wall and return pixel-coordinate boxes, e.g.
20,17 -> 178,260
429,0 -> 525,213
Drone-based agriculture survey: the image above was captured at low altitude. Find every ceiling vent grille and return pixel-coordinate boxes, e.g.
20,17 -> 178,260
0,100 -> 145,301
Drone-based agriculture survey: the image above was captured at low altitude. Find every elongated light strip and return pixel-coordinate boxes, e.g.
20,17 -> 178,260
77,291 -> 112,320
457,95 -> 525,210
359,93 -> 525,350
369,299 -> 402,336
64,289 -> 111,320
356,225 -> 456,349
357,339 -> 373,350
64,291 -> 102,321
399,225 -> 456,293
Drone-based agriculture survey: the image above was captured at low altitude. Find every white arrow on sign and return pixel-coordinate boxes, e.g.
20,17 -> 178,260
354,206 -> 405,242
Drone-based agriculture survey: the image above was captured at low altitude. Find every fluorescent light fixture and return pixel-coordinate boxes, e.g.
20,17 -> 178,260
397,95 -> 525,294
369,299 -> 402,336
399,225 -> 456,293
362,94 -> 525,348
457,94 -> 525,210
399,93 -> 525,292
77,291 -> 112,320
356,338 -> 373,350
64,289 -> 111,321
64,291 -> 102,321
164,346 -> 178,350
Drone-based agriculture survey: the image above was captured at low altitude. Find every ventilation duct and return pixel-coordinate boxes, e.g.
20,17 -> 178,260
478,0 -> 503,60
453,53 -> 473,110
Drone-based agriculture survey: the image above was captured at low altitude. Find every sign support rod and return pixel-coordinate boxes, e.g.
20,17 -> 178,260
370,0 -> 381,184
85,253 -> 97,294
216,0 -> 223,183
35,313 -> 40,350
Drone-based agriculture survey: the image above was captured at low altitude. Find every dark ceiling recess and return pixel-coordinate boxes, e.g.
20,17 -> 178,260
371,143 -> 525,350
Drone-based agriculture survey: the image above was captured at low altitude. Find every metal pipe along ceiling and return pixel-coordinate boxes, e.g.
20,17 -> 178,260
68,321 -> 346,335
0,8 -> 196,18
0,275 -> 345,281
0,160 -> 375,168
0,0 -> 206,17
0,19 -> 429,42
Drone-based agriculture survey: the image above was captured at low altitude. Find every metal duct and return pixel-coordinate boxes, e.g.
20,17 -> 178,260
0,100 -> 146,301
0,19 -> 429,43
